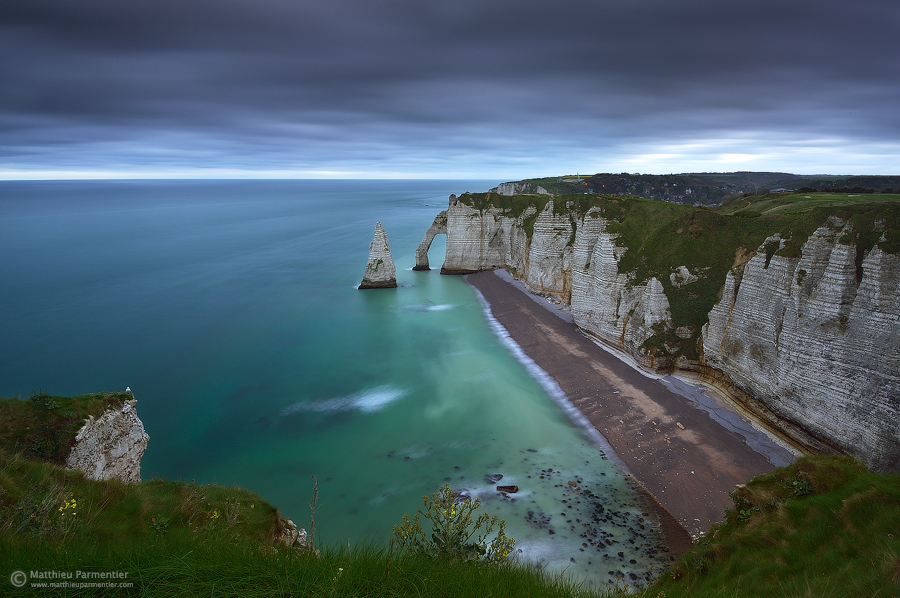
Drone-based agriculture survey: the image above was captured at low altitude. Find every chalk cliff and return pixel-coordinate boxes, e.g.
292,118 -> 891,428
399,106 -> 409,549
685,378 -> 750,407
702,219 -> 900,472
359,221 -> 397,289
421,193 -> 900,472
65,398 -> 150,483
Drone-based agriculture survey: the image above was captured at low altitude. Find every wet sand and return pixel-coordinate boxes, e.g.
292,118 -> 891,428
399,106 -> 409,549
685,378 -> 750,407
467,270 -> 779,553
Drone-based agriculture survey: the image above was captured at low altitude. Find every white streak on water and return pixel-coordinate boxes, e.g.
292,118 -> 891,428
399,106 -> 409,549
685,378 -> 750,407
402,302 -> 455,312
282,386 -> 407,416
471,286 -> 632,475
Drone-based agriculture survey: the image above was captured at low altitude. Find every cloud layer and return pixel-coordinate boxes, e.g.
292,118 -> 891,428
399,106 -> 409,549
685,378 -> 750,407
2,0 -> 898,177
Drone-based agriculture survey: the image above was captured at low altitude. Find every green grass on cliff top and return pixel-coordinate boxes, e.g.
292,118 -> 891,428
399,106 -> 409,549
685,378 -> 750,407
3,448 -> 898,596
640,455 -> 900,598
718,191 -> 900,216
0,391 -> 131,465
0,451 -> 607,597
462,191 -> 900,362
1,387 -> 897,596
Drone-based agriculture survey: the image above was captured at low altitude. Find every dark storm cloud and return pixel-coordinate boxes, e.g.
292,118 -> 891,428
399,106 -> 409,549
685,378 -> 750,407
2,0 -> 899,175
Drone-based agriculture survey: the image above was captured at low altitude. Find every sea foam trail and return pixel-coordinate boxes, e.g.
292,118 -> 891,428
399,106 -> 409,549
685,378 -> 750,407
401,302 -> 455,312
282,386 -> 407,416
470,286 -> 632,476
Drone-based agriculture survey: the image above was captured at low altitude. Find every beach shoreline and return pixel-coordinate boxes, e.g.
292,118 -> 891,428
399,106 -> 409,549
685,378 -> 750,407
466,269 -> 784,553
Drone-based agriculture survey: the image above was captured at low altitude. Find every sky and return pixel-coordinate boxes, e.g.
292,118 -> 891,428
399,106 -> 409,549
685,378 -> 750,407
1,0 -> 899,180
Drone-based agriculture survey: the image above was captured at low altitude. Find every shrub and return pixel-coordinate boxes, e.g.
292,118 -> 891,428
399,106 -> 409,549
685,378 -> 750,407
391,483 -> 515,563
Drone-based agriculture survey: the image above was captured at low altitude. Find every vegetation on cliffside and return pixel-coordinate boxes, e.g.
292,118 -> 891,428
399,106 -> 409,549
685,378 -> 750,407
1,449 -> 601,597
0,391 -> 132,464
2,391 -> 899,596
0,392 -> 597,597
461,190 -> 900,362
642,455 -> 900,597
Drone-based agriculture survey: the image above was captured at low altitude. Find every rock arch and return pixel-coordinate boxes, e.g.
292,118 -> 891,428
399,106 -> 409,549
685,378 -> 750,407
413,210 -> 448,270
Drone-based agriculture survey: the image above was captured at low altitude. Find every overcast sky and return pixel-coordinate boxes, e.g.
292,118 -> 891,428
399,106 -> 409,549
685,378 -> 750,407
2,0 -> 898,179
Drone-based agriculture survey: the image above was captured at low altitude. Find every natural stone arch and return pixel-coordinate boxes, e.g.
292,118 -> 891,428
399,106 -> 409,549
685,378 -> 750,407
413,210 -> 448,270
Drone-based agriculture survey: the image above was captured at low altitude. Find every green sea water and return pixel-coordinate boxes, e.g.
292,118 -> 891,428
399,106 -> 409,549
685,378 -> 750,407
0,180 -> 669,587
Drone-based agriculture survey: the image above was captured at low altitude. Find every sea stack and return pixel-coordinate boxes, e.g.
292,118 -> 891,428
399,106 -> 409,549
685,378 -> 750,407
358,221 -> 397,289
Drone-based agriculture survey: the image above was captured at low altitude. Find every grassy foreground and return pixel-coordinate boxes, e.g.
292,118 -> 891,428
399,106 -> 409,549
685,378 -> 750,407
640,455 -> 900,598
0,451 -> 605,597
3,444 -> 899,596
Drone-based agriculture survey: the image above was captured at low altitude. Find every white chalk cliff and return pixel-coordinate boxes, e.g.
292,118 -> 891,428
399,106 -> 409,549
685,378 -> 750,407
417,196 -> 900,472
359,221 -> 397,289
65,399 -> 150,483
702,219 -> 900,472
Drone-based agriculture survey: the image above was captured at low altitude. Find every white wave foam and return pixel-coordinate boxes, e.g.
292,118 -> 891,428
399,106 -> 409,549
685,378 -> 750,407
471,287 -> 632,475
282,385 -> 406,416
402,302 -> 455,312
352,386 -> 406,413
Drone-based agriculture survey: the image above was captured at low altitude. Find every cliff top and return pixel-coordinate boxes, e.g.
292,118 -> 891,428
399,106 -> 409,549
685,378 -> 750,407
0,390 -> 133,465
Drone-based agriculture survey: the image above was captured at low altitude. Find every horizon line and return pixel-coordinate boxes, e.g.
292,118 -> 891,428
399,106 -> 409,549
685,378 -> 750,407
2,169 -> 897,182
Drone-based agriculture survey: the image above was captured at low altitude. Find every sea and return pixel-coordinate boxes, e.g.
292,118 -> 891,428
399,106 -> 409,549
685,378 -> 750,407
0,179 -> 670,588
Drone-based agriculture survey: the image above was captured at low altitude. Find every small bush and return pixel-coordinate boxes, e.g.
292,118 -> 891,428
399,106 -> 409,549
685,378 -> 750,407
391,483 -> 515,563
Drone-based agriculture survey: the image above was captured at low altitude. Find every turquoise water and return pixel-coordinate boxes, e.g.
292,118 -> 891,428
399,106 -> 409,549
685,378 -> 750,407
0,180 -> 669,587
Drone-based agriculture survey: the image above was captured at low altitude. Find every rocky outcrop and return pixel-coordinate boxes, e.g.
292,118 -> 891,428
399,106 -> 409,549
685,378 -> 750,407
65,399 -> 149,483
359,221 -> 397,289
429,195 -> 900,472
414,210 -> 448,270
273,516 -> 316,553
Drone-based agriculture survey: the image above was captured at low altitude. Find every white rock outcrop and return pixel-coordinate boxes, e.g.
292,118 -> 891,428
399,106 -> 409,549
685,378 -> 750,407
359,221 -> 397,289
430,195 -> 900,471
65,399 -> 150,484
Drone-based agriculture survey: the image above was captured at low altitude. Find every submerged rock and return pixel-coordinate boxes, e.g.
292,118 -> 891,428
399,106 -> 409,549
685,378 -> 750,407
358,221 -> 397,289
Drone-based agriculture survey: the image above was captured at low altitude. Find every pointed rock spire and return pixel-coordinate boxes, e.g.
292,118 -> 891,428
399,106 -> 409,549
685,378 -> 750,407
358,221 -> 397,289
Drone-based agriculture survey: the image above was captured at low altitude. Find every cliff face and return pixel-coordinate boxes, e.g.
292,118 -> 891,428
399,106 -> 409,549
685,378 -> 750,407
702,219 -> 900,472
440,195 -> 533,274
65,399 -> 150,483
429,195 -> 900,472
570,211 -> 676,370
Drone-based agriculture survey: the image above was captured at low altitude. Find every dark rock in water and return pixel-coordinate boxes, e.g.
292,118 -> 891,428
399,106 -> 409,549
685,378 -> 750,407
496,485 -> 519,493
526,448 -> 537,452
453,488 -> 471,503
485,473 -> 503,484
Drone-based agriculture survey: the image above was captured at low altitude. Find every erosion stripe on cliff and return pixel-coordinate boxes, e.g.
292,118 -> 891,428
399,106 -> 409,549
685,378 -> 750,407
466,269 -> 776,544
